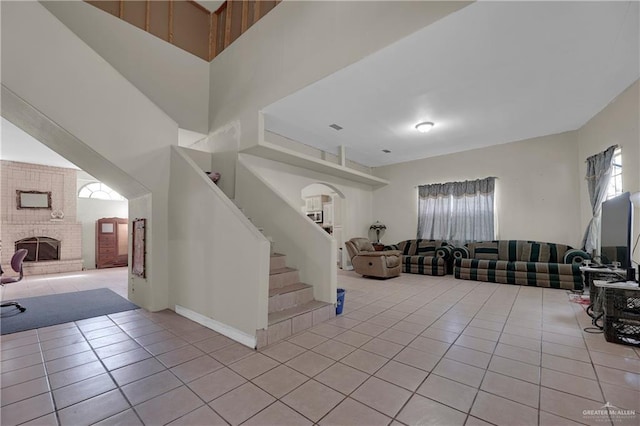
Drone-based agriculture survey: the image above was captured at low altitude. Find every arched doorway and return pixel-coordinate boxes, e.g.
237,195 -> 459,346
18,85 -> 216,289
300,183 -> 350,269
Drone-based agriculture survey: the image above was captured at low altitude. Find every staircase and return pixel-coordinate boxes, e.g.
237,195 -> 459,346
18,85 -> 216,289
256,253 -> 334,348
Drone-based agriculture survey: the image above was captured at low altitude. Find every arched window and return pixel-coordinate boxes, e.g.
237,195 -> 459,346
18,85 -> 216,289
78,182 -> 125,200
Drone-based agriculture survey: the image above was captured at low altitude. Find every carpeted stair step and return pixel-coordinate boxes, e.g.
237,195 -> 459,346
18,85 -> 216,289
269,267 -> 300,290
268,283 -> 314,314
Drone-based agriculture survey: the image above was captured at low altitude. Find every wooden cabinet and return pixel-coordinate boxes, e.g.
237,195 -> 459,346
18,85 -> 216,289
96,217 -> 128,269
332,196 -> 343,227
305,195 -> 330,212
322,203 -> 333,226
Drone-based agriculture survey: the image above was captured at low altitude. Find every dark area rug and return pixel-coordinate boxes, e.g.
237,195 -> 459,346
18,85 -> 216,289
1,288 -> 139,335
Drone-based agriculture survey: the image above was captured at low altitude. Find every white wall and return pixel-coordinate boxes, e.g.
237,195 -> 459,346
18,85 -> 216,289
301,184 -> 333,210
238,154 -> 374,242
236,155 -> 336,304
180,147 -> 212,172
178,129 -> 208,149
267,131 -> 372,175
77,198 -> 128,270
2,1 -> 178,311
169,147 -> 270,342
577,80 -> 640,263
373,132 -> 582,247
207,122 -> 241,198
43,1 -> 210,133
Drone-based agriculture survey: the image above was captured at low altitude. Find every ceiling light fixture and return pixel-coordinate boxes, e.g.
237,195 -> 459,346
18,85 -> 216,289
415,122 -> 434,133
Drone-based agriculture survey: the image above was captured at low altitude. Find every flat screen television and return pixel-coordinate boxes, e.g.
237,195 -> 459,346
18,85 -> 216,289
600,192 -> 633,268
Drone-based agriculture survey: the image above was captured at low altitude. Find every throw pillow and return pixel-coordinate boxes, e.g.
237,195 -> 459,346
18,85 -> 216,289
358,240 -> 375,252
416,241 -> 438,255
473,242 -> 499,260
521,242 -> 551,262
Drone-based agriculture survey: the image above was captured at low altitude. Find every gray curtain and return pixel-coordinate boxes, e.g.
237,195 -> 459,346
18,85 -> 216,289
582,145 -> 617,254
417,177 -> 495,246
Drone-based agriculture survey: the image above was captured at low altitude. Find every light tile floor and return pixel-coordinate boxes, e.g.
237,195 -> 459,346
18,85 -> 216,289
1,269 -> 640,425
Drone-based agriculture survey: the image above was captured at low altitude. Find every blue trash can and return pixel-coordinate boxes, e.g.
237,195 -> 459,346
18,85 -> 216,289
336,288 -> 346,315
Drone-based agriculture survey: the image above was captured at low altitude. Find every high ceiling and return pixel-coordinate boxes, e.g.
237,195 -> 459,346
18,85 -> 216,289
263,1 -> 640,168
3,2 -> 638,172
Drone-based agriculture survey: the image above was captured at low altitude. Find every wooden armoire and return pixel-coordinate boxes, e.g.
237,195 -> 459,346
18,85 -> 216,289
95,217 -> 128,269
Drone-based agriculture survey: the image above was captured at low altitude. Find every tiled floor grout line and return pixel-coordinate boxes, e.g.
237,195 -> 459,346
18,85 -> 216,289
9,301 -> 629,426
67,316 -> 148,425
104,313 -> 243,425
553,298 -> 630,423
34,313 -> 220,425
117,319 -> 238,424
329,280 -> 583,425
3,271 -> 639,426
454,282 -> 519,426
34,327 -> 58,426
370,279 -> 492,423
248,280 -> 484,425
326,279 -> 501,425
118,312 -> 360,426
107,311 -> 225,425
152,287 -> 635,424
570,297 -> 615,426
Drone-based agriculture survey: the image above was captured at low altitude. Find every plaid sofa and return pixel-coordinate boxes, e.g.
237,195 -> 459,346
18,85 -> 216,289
452,240 -> 590,290
384,239 -> 454,276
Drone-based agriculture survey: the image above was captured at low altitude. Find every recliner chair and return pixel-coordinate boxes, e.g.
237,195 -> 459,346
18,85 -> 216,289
345,238 -> 402,279
1,249 -> 29,312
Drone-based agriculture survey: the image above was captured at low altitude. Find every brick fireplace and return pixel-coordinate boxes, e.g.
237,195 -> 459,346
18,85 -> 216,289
16,236 -> 61,261
1,161 -> 83,275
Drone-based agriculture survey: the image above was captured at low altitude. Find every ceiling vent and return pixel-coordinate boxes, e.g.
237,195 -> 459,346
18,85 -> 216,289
329,124 -> 343,131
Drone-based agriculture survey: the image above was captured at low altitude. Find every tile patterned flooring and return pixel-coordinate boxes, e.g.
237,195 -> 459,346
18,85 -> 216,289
1,268 -> 639,425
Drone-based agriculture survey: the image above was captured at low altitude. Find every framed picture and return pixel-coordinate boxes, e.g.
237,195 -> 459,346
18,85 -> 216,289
16,190 -> 52,209
132,218 -> 146,278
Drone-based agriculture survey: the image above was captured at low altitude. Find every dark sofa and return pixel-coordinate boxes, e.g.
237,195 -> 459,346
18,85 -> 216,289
452,240 -> 590,290
384,239 -> 454,276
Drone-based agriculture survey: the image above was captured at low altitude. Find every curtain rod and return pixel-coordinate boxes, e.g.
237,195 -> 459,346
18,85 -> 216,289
414,176 -> 499,188
584,144 -> 619,163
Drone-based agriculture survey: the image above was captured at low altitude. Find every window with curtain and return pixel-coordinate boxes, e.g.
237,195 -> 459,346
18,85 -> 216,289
417,177 -> 496,246
582,145 -> 618,254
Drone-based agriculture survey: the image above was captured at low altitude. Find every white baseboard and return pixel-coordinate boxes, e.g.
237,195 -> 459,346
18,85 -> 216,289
175,305 -> 257,349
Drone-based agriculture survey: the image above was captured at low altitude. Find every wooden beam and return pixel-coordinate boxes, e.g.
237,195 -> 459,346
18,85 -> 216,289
168,0 -> 174,43
224,0 -> 233,48
119,0 -> 124,18
253,0 -> 261,25
145,0 -> 150,31
209,10 -> 217,60
241,0 -> 249,32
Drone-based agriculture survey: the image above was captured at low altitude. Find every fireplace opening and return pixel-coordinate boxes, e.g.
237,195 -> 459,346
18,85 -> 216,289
15,237 -> 61,262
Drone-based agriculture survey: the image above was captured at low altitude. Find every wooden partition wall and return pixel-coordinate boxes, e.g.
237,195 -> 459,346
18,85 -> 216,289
86,0 -> 280,61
